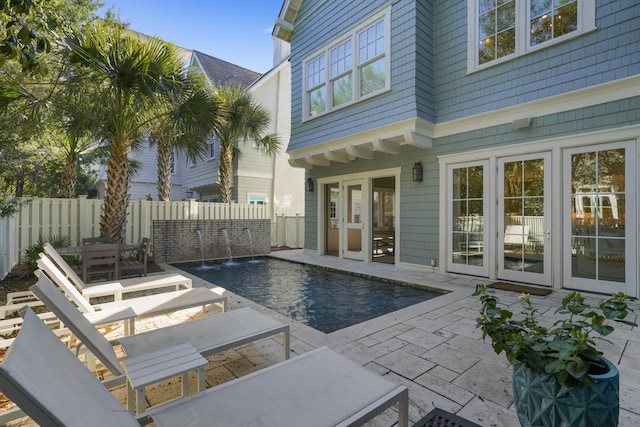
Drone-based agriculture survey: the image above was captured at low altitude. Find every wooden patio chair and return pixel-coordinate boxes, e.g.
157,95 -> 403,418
0,305 -> 407,427
120,237 -> 149,278
82,236 -> 114,245
82,242 -> 119,283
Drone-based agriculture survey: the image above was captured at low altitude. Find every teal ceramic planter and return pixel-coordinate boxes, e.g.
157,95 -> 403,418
512,358 -> 619,427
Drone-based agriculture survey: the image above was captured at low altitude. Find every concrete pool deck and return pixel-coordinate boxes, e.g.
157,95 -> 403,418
5,249 -> 640,426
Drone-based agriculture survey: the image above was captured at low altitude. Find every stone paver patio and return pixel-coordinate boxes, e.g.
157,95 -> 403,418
5,249 -> 640,426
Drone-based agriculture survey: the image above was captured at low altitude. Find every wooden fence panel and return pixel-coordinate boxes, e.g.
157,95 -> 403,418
6,198 -> 276,267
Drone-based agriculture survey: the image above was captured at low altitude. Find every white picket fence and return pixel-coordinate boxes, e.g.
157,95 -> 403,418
1,197 -> 304,278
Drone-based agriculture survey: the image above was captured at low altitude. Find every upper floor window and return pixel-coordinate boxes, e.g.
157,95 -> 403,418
468,0 -> 595,71
170,151 -> 176,174
248,194 -> 265,205
209,138 -> 217,160
303,7 -> 390,120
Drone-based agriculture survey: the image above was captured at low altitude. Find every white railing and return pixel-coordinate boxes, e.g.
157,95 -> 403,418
1,198 -> 287,277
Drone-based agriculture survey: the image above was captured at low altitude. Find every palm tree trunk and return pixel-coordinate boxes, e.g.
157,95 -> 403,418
101,138 -> 130,242
60,152 -> 78,198
157,139 -> 173,201
219,140 -> 233,203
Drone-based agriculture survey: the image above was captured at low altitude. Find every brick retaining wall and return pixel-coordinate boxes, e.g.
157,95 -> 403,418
153,219 -> 271,263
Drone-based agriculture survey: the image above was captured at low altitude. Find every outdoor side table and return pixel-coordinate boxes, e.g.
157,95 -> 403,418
123,343 -> 208,414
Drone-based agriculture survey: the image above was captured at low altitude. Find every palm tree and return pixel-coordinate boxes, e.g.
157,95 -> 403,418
148,73 -> 221,201
212,86 -> 280,203
65,22 -> 210,240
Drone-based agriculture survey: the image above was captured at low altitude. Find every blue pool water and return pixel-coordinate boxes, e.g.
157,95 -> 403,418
172,257 -> 445,333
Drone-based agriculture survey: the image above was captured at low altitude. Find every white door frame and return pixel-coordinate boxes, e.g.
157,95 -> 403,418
562,140 -> 637,297
497,152 -> 552,286
316,168 -> 401,263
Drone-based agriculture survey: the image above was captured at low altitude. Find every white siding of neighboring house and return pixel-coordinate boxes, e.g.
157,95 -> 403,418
245,58 -> 304,217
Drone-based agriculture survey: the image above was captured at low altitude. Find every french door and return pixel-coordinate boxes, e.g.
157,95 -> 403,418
342,179 -> 367,260
497,153 -> 551,285
562,141 -> 636,297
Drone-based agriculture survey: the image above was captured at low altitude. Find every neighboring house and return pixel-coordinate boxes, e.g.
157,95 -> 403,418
97,39 -> 304,218
274,1 -> 639,296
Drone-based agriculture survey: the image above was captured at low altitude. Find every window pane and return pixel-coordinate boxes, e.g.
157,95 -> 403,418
478,0 -> 496,15
468,166 -> 484,198
530,14 -> 552,45
497,27 -> 515,58
478,10 -> 495,41
330,40 -> 351,78
332,74 -> 352,107
307,56 -> 325,88
478,1 -> 514,64
358,20 -> 384,63
452,168 -> 467,199
531,0 -> 577,46
308,87 -> 325,116
360,57 -> 385,96
523,158 -> 544,196
496,1 -> 515,32
531,0 -> 551,18
599,148 -> 625,191
554,2 -> 578,37
504,161 -> 523,197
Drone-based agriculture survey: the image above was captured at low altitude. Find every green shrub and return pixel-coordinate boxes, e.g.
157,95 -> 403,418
23,234 -> 71,270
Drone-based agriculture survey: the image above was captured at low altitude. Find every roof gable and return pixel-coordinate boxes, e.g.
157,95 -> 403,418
192,50 -> 261,88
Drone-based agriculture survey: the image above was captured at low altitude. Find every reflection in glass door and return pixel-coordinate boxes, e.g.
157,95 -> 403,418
448,162 -> 487,276
498,154 -> 550,285
564,143 -> 635,296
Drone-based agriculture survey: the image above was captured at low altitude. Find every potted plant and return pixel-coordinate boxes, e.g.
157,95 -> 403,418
474,284 -> 637,427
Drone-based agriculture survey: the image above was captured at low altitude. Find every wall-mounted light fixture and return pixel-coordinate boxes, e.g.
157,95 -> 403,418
306,178 -> 314,192
512,117 -> 532,130
186,189 -> 193,199
412,162 -> 423,182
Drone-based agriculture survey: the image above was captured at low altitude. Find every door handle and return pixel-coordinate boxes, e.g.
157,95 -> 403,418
546,229 -> 551,242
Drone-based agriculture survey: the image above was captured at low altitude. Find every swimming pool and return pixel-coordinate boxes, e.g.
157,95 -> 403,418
172,258 -> 445,333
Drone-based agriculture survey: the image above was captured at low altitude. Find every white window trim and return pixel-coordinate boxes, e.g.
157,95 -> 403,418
247,193 -> 267,205
302,6 -> 391,122
208,138 -> 217,160
466,0 -> 596,74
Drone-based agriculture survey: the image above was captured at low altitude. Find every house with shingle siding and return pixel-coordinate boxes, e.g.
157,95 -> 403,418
274,0 -> 639,296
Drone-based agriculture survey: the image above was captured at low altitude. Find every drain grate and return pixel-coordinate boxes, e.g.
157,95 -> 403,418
413,408 -> 482,427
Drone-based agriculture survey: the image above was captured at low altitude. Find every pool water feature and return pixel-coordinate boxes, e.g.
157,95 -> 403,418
173,258 -> 445,333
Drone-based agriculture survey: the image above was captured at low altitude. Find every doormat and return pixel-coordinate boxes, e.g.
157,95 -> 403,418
487,282 -> 552,296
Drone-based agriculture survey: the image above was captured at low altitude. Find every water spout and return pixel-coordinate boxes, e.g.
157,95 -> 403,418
195,229 -> 217,270
221,228 -> 234,263
244,228 -> 255,260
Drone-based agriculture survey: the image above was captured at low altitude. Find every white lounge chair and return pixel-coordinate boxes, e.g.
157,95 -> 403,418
0,307 -> 408,427
43,242 -> 192,300
30,273 -> 290,379
37,256 -> 227,334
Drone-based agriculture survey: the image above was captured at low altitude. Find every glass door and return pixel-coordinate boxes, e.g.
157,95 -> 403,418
563,142 -> 636,297
343,179 -> 366,260
498,153 -> 551,285
447,162 -> 488,276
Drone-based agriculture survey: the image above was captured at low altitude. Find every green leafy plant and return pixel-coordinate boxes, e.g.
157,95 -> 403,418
23,234 -> 71,270
474,284 -> 637,387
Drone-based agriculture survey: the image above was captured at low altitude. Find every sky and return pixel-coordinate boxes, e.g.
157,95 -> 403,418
98,0 -> 285,73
